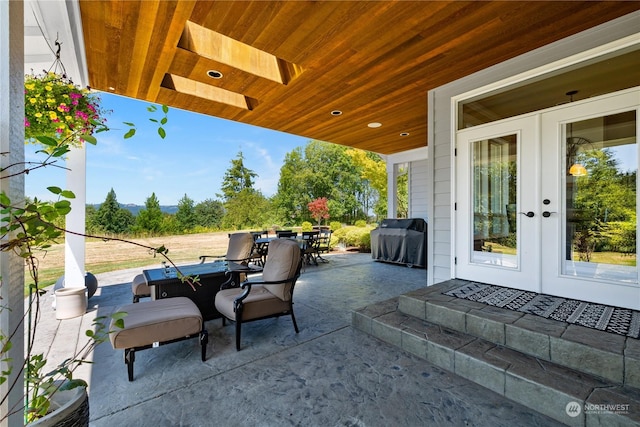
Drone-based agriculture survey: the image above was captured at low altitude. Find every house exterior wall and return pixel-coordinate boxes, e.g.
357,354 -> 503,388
427,11 -> 640,286
409,158 -> 428,219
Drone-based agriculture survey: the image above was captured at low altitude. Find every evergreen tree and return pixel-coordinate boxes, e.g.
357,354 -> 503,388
94,188 -> 134,233
136,192 -> 163,233
220,151 -> 257,201
175,193 -> 196,231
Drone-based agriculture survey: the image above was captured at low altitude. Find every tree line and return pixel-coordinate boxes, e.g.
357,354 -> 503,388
83,140 -> 395,236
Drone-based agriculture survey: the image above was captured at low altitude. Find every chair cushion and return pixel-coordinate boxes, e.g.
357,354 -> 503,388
131,273 -> 150,296
262,239 -> 300,301
215,286 -> 290,321
227,232 -> 255,262
110,297 -> 202,349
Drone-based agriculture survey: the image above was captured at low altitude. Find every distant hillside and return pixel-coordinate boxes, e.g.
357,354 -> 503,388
89,204 -> 179,215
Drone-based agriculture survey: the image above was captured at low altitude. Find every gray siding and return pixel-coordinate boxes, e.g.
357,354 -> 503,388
409,158 -> 428,219
427,12 -> 640,285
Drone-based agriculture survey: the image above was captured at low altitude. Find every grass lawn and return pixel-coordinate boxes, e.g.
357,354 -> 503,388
26,231 -> 231,291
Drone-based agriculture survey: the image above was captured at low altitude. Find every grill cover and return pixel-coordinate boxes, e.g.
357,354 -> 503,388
370,218 -> 427,267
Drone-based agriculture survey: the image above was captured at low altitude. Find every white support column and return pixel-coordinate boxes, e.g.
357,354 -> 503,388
0,1 -> 25,425
64,145 -> 86,288
386,161 -> 397,218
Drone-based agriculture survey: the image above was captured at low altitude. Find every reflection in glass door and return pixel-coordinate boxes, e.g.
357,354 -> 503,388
472,135 -> 518,267
562,111 -> 637,283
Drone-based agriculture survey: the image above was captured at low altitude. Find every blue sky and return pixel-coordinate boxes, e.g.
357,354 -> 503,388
25,93 -> 310,205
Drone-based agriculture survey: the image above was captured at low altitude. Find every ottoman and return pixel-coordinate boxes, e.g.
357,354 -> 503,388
110,297 -> 208,381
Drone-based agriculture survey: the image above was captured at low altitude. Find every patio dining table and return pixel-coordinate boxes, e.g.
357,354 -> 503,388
254,236 -> 315,265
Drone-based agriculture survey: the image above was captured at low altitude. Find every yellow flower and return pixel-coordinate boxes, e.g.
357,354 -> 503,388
49,111 -> 58,120
34,112 -> 42,118
46,98 -> 55,104
65,115 -> 72,121
25,83 -> 35,90
29,98 -> 37,104
45,85 -> 53,91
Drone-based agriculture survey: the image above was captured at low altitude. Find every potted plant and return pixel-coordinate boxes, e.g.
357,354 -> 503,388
0,70 -> 172,424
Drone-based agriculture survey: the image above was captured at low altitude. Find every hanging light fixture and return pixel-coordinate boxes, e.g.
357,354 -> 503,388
568,163 -> 588,177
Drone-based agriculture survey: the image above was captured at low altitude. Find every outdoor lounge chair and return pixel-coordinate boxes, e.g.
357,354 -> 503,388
200,232 -> 262,286
199,232 -> 255,265
214,238 -> 302,350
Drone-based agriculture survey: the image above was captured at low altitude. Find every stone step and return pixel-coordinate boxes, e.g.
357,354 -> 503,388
397,281 -> 640,390
353,295 -> 640,427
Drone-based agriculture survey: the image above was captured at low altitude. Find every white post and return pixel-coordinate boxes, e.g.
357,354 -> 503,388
64,145 -> 86,288
386,161 -> 396,218
0,0 -> 25,425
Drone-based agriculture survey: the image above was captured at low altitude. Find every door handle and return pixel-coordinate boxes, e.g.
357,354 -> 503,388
519,211 -> 535,218
542,211 -> 557,218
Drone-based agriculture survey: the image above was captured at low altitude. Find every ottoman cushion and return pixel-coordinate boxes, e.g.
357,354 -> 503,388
110,297 -> 203,349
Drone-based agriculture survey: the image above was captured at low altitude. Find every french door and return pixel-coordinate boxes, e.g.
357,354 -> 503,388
455,116 -> 540,291
540,90 -> 639,308
455,89 -> 639,309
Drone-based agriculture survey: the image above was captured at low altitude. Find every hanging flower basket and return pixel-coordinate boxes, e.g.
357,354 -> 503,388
24,72 -> 107,148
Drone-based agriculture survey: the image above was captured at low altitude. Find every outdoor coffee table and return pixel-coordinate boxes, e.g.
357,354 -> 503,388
144,261 -> 260,321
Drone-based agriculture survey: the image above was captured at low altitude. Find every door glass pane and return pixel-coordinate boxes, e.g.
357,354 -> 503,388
472,134 -> 518,267
564,110 -> 637,283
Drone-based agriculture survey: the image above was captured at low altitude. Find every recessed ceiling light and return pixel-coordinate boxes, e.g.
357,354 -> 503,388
330,110 -> 343,116
207,70 -> 223,79
367,122 -> 382,128
108,86 -> 115,91
400,132 -> 410,136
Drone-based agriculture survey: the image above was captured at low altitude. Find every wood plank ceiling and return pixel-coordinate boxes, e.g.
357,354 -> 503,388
78,1 -> 639,155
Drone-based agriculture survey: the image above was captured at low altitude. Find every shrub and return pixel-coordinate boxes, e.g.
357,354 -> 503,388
331,225 -> 373,252
301,221 -> 313,231
354,219 -> 367,227
330,221 -> 342,231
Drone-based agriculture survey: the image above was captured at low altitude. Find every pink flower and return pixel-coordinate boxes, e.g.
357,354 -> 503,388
24,118 -> 30,127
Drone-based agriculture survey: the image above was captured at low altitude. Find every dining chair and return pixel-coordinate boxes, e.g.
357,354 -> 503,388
315,229 -> 332,262
276,231 -> 298,238
301,231 -> 320,265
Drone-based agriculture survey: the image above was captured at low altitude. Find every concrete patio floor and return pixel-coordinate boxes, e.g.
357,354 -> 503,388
34,252 -> 562,426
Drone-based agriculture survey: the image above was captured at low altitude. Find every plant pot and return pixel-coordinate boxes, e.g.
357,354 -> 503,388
54,272 -> 98,299
54,288 -> 87,320
29,385 -> 89,427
